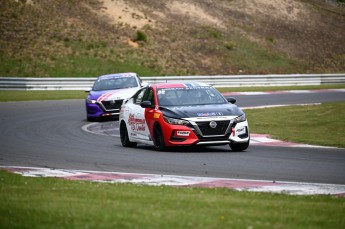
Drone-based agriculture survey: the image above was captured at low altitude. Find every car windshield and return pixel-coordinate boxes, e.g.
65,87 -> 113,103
92,76 -> 138,91
157,86 -> 227,106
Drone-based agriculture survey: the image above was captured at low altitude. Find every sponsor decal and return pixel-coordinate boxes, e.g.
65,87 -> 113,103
197,112 -> 223,117
157,85 -> 209,93
100,73 -> 134,80
128,114 -> 146,131
177,131 -> 190,136
236,127 -> 246,135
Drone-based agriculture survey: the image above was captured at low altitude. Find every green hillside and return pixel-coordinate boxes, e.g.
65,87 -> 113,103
1,0 -> 344,77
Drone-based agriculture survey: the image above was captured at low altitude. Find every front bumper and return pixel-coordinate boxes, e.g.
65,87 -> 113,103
161,119 -> 249,147
86,102 -> 120,118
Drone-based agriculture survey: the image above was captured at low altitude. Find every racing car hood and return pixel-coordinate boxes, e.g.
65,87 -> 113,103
159,104 -> 244,119
88,88 -> 139,102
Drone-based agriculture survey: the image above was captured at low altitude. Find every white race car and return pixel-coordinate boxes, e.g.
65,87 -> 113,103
119,82 -> 250,151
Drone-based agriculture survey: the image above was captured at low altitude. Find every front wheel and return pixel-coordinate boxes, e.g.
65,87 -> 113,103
229,139 -> 249,152
120,122 -> 137,147
87,116 -> 98,122
153,124 -> 166,151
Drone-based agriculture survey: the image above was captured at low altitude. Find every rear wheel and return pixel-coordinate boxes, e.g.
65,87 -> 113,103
229,139 -> 250,152
153,124 -> 165,151
120,122 -> 137,147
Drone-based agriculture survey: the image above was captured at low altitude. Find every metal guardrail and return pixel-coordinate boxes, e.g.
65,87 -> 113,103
0,74 -> 344,90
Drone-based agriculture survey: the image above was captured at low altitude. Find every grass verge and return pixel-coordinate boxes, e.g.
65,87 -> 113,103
245,102 -> 345,148
1,170 -> 344,229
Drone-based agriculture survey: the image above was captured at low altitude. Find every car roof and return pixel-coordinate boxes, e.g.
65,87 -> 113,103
153,82 -> 210,89
97,72 -> 137,80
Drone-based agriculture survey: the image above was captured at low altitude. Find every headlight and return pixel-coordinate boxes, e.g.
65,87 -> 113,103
234,114 -> 246,123
163,116 -> 189,125
86,98 -> 97,104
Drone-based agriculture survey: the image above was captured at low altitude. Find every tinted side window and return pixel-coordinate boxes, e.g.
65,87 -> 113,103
134,88 -> 147,104
142,88 -> 154,104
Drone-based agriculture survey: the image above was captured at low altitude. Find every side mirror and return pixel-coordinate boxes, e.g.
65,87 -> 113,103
140,100 -> 154,108
227,97 -> 236,104
85,87 -> 91,92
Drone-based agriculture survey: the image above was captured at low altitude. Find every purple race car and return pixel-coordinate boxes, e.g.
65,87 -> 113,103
86,72 -> 144,121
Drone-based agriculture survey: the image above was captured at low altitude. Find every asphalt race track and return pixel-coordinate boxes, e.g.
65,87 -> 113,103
1,90 -> 345,185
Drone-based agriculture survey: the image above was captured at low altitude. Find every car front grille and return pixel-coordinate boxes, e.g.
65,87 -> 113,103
196,120 -> 231,136
101,100 -> 123,111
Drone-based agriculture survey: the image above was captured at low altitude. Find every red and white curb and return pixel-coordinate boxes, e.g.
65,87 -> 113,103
1,166 -> 345,196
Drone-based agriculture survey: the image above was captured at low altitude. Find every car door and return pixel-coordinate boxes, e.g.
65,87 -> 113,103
132,87 -> 154,141
124,87 -> 151,141
122,88 -> 146,141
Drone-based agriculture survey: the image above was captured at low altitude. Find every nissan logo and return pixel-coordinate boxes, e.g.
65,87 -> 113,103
209,121 -> 217,128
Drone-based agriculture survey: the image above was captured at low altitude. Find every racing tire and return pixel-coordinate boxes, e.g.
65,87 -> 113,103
87,116 -> 98,122
229,139 -> 250,152
120,122 -> 137,147
153,124 -> 166,151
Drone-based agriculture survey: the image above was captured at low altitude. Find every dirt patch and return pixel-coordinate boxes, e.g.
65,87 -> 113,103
127,39 -> 139,48
167,1 -> 225,28
99,0 -> 156,29
235,0 -> 309,22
